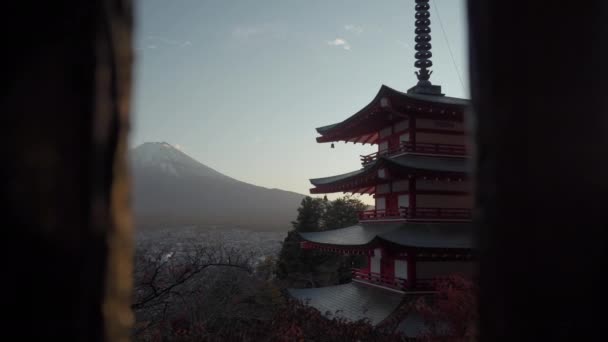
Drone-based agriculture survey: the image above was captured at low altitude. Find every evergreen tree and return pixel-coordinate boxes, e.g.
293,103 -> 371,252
275,195 -> 368,287
291,196 -> 326,232
322,195 -> 367,230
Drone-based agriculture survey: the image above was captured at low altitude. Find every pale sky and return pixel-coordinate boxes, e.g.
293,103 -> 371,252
130,0 -> 469,202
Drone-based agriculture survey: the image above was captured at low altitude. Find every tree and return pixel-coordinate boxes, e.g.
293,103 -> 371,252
275,195 -> 367,287
291,196 -> 327,232
323,195 -> 368,230
132,239 -> 254,339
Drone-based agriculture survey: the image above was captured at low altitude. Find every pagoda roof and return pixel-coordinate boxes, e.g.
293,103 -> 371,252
288,282 -> 433,337
309,167 -> 372,186
298,222 -> 472,250
315,84 -> 470,143
288,282 -> 410,324
384,154 -> 470,174
309,154 -> 470,194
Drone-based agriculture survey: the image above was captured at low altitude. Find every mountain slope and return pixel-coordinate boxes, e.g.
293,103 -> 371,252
129,142 -> 305,231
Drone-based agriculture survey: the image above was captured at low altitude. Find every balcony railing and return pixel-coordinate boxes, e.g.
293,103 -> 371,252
360,142 -> 466,165
351,268 -> 434,291
402,207 -> 472,220
358,208 -> 405,220
358,207 -> 472,221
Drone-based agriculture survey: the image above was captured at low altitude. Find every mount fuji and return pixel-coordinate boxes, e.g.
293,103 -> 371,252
129,142 -> 305,231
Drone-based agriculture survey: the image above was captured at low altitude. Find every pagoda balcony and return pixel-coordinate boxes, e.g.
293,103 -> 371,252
358,208 -> 406,221
360,142 -> 466,165
351,269 -> 434,292
358,207 -> 472,222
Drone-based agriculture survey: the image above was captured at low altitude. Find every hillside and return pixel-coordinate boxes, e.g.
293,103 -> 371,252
129,142 -> 305,231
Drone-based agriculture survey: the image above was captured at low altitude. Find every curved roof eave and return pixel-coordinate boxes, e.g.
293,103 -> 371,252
314,84 -> 471,140
314,85 -> 392,136
309,161 -> 378,186
309,154 -> 470,189
298,223 -> 400,246
298,222 -> 473,250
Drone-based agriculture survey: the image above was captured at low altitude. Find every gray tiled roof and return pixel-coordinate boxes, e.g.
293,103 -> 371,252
386,154 -> 471,173
287,282 -> 404,325
309,167 -> 372,186
309,154 -> 469,187
299,222 -> 473,249
287,282 -> 431,337
379,223 -> 473,249
299,223 -> 401,246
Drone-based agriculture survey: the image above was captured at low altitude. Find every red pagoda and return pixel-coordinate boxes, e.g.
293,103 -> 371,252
288,0 -> 475,335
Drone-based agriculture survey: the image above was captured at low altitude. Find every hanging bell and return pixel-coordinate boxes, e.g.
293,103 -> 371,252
331,143 -> 335,149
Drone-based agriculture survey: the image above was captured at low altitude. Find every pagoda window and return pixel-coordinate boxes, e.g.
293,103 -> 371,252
393,179 -> 409,192
375,197 -> 386,211
379,126 -> 393,139
377,168 -> 387,179
394,119 -> 409,133
378,140 -> 389,154
398,194 -> 409,209
394,259 -> 408,279
370,248 -> 382,274
376,183 -> 390,195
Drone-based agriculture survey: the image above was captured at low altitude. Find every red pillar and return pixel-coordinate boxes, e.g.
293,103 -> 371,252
406,252 -> 417,289
382,253 -> 395,284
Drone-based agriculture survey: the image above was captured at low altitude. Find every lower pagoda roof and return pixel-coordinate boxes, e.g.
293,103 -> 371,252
309,154 -> 470,194
288,282 -> 427,331
288,282 -> 402,325
299,222 -> 472,250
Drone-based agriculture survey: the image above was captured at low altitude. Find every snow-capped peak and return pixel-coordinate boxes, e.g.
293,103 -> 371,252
130,142 -> 232,181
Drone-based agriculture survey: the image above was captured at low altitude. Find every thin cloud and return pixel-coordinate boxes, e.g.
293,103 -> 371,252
232,26 -> 264,39
231,23 -> 287,40
143,35 -> 193,49
327,38 -> 351,50
344,24 -> 363,34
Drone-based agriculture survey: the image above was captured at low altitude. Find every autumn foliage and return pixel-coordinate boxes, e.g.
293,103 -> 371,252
414,274 -> 478,341
134,275 -> 478,341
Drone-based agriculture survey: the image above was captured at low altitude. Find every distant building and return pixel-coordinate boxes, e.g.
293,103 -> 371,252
287,0 -> 474,337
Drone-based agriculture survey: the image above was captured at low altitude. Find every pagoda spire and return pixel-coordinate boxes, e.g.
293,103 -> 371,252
408,0 -> 444,96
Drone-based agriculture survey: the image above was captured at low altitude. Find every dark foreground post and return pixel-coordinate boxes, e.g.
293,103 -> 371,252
467,1 -> 608,341
1,1 -> 134,340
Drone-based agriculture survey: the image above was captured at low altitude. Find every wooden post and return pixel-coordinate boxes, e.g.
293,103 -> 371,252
467,1 -> 608,340
1,1 -> 134,340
